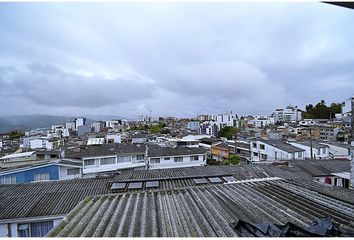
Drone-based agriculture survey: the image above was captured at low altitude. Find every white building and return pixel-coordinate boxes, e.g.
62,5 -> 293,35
22,137 -> 53,150
106,133 -> 121,144
199,121 -> 218,136
65,122 -> 75,131
320,141 -> 351,160
250,139 -> 305,162
248,115 -> 275,128
288,141 -> 329,159
186,121 -> 200,131
147,146 -> 207,169
74,143 -> 146,175
272,105 -> 302,123
75,117 -> 86,130
215,112 -> 239,128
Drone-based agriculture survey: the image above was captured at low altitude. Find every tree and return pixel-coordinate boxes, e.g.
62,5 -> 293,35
8,130 -> 24,139
217,126 -> 239,140
303,100 -> 342,119
224,155 -> 240,165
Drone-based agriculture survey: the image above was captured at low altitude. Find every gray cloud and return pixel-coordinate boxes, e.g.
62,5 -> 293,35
1,63 -> 156,108
0,2 -> 353,118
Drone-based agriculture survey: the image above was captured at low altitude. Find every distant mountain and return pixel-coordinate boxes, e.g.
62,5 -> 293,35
85,115 -> 131,121
0,115 -> 91,134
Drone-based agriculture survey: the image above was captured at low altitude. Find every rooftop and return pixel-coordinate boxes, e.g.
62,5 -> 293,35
257,139 -> 305,153
46,178 -> 354,237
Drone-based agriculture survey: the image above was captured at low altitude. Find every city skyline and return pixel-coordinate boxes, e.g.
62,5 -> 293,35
0,2 -> 353,118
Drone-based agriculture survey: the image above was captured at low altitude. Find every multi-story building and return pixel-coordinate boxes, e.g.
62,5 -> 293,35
186,121 -> 200,131
75,117 -> 86,130
199,121 -> 219,136
319,126 -> 340,141
248,115 -> 275,128
272,105 -> 302,123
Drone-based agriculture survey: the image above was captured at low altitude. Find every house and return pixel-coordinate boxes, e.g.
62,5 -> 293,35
230,141 -> 251,162
288,159 -> 351,189
250,139 -> 305,162
320,141 -> 351,160
0,159 -> 82,184
131,133 -> 147,143
106,133 -> 121,144
0,177 -> 111,237
211,142 -> 230,161
66,143 -> 146,176
288,141 -> 329,159
1,163 -> 354,237
147,145 -> 207,169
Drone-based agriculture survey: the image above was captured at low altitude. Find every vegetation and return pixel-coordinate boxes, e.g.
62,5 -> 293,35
217,126 -> 239,140
149,123 -> 169,134
223,155 -> 241,165
303,100 -> 342,119
8,130 -> 25,139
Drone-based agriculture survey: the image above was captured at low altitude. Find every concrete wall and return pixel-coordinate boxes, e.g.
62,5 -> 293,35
148,154 -> 206,169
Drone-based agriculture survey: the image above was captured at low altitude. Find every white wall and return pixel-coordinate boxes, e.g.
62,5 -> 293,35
82,154 -> 145,175
59,166 -> 82,180
289,142 -> 329,159
148,154 -> 206,169
250,141 -> 305,162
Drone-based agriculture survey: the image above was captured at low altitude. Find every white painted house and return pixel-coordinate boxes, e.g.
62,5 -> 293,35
67,143 -> 146,176
320,141 -> 351,160
288,141 -> 329,159
147,146 -> 207,169
250,139 -> 305,162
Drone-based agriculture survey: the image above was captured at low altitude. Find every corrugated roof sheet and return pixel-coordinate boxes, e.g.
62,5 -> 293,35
46,179 -> 354,237
0,178 -> 110,221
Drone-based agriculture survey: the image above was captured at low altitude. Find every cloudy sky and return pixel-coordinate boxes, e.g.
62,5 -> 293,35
0,2 -> 353,119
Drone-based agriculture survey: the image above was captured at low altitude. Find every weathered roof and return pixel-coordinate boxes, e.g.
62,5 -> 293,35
147,145 -> 208,158
0,177 -> 110,221
287,159 -> 350,176
320,141 -> 351,149
213,142 -> 229,149
66,143 -> 146,159
0,151 -> 36,160
109,165 -> 312,192
296,141 -> 328,150
46,179 -> 354,237
257,139 -> 305,153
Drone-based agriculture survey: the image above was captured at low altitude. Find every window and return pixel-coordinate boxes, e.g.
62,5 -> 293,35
18,221 -> 54,237
0,176 -> 16,185
190,156 -> 199,161
252,143 -> 257,148
150,158 -> 160,164
100,157 -> 116,165
260,144 -> 265,150
34,173 -> 49,182
31,221 -> 54,237
174,157 -> 183,162
117,156 -> 131,163
253,152 -> 258,157
298,152 -> 303,158
164,157 -> 170,160
136,155 -> 145,161
84,159 -> 95,166
67,168 -> 80,175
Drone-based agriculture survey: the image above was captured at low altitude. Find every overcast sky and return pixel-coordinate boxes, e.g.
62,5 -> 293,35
0,2 -> 353,119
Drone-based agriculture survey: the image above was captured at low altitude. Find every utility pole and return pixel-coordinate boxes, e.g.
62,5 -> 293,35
309,127 -> 313,159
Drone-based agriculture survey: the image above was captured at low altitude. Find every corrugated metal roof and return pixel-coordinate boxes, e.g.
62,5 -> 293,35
47,179 -> 354,237
0,178 -> 110,221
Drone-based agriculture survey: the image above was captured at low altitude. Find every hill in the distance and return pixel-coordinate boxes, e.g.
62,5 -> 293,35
0,114 -> 131,134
